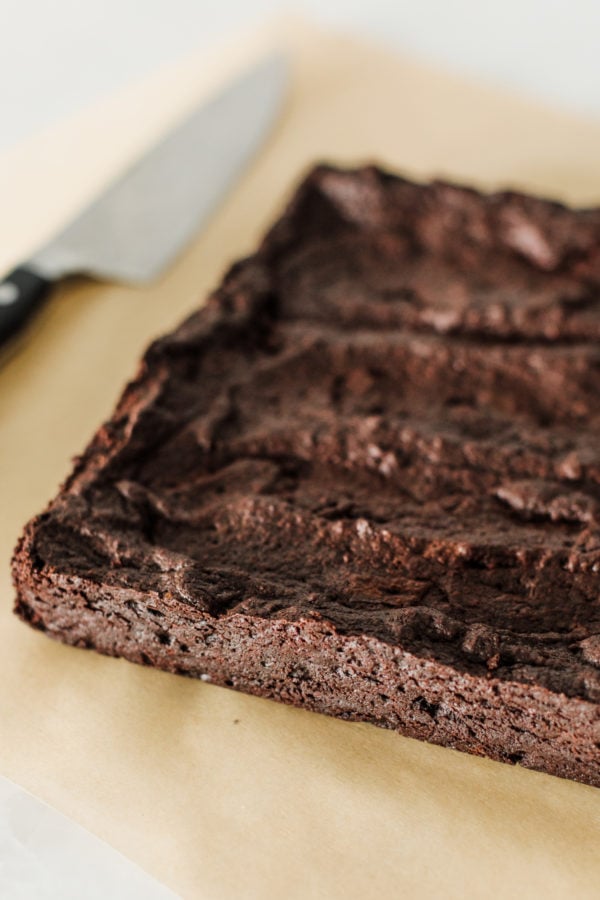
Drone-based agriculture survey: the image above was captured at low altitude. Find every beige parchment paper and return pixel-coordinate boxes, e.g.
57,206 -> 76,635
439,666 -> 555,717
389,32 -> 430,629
1,21 -> 600,900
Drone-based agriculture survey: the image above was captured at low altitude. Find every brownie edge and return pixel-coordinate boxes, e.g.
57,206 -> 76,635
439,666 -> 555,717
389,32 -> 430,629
13,164 -> 600,788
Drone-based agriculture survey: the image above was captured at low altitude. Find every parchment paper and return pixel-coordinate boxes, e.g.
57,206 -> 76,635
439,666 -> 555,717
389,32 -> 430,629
1,21 -> 599,900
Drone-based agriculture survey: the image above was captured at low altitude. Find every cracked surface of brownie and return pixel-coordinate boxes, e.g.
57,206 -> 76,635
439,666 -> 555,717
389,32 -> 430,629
13,166 -> 600,786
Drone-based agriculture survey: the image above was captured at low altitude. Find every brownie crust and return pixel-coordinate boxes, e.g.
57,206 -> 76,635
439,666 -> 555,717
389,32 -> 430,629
13,165 -> 600,787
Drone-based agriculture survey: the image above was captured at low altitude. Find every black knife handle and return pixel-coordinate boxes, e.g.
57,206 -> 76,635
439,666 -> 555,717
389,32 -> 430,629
0,266 -> 52,349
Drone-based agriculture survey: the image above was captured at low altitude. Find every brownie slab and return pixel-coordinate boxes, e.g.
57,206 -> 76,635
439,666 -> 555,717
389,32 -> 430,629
13,165 -> 600,787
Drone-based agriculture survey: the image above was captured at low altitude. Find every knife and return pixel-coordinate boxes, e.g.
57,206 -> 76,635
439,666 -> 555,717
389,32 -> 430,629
0,54 -> 288,350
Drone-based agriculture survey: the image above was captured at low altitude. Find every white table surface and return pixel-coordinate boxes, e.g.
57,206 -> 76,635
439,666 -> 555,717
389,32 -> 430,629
0,777 -> 176,899
2,0 -> 600,154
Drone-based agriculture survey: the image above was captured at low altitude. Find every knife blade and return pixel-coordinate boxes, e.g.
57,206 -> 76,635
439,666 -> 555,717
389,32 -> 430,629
0,53 -> 288,350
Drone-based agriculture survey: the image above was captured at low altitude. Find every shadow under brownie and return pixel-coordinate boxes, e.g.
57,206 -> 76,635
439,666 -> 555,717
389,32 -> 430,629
13,165 -> 600,787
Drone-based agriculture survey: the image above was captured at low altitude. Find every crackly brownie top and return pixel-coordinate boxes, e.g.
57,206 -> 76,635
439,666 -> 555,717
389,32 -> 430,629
31,166 -> 600,702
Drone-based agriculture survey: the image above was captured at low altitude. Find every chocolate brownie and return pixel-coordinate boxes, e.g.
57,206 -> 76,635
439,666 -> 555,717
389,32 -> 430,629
13,165 -> 600,787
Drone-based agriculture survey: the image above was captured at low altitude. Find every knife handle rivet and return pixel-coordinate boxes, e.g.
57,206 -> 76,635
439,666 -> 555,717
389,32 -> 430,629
0,282 -> 19,306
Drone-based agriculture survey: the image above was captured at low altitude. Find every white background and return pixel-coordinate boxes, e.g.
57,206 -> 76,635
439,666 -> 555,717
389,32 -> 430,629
1,0 -> 599,153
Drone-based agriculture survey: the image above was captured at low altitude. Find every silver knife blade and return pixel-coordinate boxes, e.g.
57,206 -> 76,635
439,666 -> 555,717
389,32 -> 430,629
29,54 -> 287,285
